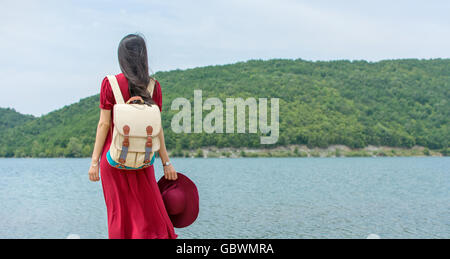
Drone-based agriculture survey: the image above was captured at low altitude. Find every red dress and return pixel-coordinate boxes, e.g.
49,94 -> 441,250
98,73 -> 178,239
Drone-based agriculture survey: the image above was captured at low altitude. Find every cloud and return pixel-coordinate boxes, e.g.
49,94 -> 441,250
1,0 -> 450,115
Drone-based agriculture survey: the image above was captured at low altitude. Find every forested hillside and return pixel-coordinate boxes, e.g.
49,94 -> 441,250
0,108 -> 34,131
0,59 -> 448,157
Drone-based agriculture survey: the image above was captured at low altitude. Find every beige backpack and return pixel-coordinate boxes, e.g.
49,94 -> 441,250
105,75 -> 161,170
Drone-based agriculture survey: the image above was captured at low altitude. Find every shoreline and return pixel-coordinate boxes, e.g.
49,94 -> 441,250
170,145 -> 445,158
0,145 -> 446,159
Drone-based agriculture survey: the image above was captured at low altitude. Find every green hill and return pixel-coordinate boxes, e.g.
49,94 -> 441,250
0,59 -> 449,157
0,108 -> 34,131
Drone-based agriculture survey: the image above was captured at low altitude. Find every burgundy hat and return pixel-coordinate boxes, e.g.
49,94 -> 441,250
158,173 -> 199,228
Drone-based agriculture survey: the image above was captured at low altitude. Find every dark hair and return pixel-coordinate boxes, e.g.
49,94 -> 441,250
118,34 -> 154,105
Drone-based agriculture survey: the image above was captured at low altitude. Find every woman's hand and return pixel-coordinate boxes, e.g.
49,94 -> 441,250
89,163 -> 100,182
89,109 -> 111,182
164,164 -> 178,181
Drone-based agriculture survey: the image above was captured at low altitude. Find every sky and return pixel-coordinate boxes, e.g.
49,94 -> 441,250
1,0 -> 450,116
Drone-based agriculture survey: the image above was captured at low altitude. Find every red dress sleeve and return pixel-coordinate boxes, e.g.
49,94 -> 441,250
99,77 -> 114,110
152,80 -> 163,111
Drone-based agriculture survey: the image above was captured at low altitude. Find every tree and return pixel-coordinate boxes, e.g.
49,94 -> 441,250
65,137 -> 83,158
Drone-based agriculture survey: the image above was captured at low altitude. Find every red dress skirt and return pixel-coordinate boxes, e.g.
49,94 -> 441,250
98,73 -> 178,239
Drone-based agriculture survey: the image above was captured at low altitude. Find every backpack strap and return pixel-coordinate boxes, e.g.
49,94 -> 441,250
107,75 -> 125,104
147,77 -> 156,98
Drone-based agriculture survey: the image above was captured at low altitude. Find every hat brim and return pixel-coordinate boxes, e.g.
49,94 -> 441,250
158,173 -> 199,228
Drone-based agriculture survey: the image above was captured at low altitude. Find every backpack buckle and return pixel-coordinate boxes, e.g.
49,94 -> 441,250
119,125 -> 130,164
144,126 -> 153,164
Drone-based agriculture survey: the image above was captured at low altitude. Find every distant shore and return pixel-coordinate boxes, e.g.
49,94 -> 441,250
0,145 -> 446,159
170,145 -> 446,158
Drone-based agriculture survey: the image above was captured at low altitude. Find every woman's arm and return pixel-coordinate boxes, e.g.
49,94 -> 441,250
89,109 -> 111,182
158,127 -> 178,180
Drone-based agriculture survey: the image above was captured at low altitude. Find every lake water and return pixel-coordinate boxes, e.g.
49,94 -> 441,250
0,157 -> 448,239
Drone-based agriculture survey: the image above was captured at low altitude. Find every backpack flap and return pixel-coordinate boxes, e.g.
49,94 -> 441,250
113,103 -> 162,153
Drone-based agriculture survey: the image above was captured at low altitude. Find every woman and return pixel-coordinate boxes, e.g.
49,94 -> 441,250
88,34 -> 178,239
